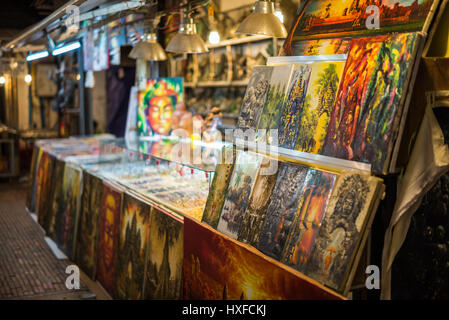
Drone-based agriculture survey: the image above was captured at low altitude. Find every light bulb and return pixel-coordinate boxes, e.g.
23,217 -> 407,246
208,30 -> 220,45
25,74 -> 32,84
0,76 -> 5,85
274,10 -> 284,23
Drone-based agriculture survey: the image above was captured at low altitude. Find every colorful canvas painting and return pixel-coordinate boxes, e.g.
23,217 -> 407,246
26,145 -> 39,212
238,158 -> 280,246
294,61 -> 345,154
282,170 -> 337,271
304,173 -> 381,292
137,77 -> 183,137
44,158 -> 65,236
289,0 -> 436,40
74,172 -> 103,279
290,38 -> 352,56
183,217 -> 343,300
202,147 -> 236,229
143,207 -> 183,300
279,64 -> 312,149
257,163 -> 309,260
216,151 -> 262,239
53,164 -> 82,259
36,152 -> 55,229
116,194 -> 151,299
96,182 -> 123,296
322,33 -> 420,173
237,66 -> 273,130
257,65 -> 295,145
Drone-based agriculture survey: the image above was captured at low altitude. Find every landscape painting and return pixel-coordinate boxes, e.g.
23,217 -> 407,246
304,173 -> 381,292
322,33 -> 420,173
183,217 -> 343,300
257,163 -> 309,261
279,64 -> 312,149
143,207 -> 183,300
216,151 -> 262,239
257,65 -> 294,145
115,194 -> 151,300
202,147 -> 236,229
290,38 -> 352,56
294,61 -> 345,154
54,164 -> 82,259
281,169 -> 338,272
74,172 -> 103,279
96,182 -> 123,297
291,0 -> 436,39
238,158 -> 280,246
237,66 -> 273,130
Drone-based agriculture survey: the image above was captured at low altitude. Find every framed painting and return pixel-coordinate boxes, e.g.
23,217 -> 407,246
96,181 -> 123,296
43,158 -> 65,236
257,163 -> 310,261
115,193 -> 151,299
36,152 -> 55,230
216,151 -> 262,239
143,207 -> 184,300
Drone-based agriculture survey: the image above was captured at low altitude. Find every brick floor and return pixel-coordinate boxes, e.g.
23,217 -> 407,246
0,181 -> 94,300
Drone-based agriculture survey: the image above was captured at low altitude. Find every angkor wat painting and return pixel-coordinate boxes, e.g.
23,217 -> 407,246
304,173 -> 380,292
257,163 -> 309,261
238,158 -> 280,246
281,169 -> 337,271
143,207 -> 183,300
237,66 -> 273,130
290,38 -> 351,56
217,151 -> 262,239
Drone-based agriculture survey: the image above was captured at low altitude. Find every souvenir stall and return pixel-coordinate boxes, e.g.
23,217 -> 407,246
14,0 -> 449,301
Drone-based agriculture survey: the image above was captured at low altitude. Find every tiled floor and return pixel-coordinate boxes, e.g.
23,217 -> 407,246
0,181 -> 99,300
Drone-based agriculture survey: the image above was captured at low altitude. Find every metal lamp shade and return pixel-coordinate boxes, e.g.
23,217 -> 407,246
129,34 -> 167,61
166,18 -> 209,54
236,0 -> 287,38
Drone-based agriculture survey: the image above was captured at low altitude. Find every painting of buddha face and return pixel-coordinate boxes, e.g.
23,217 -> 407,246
97,183 -> 122,296
138,78 -> 183,137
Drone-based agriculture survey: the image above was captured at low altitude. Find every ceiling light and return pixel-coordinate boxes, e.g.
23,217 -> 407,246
208,30 -> 220,45
236,0 -> 287,38
129,33 -> 167,61
26,50 -> 49,62
52,41 -> 81,56
24,74 -> 32,84
166,16 -> 208,54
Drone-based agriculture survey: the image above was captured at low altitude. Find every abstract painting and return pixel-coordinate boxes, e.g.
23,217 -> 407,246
257,163 -> 309,261
54,164 -> 82,259
281,169 -> 337,271
115,194 -> 151,300
143,207 -> 183,300
74,171 -> 103,280
183,217 -> 343,300
202,147 -> 236,229
294,61 -> 345,154
279,64 -> 312,149
216,151 -> 262,239
96,182 -> 123,296
238,158 -> 280,246
237,66 -> 273,130
137,77 -> 183,137
322,33 -> 420,173
288,0 -> 436,40
257,65 -> 294,145
304,173 -> 381,292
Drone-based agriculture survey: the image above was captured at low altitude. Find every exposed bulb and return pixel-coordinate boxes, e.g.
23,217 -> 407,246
208,30 -> 220,45
0,76 -> 5,85
274,10 -> 284,23
25,74 -> 32,84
